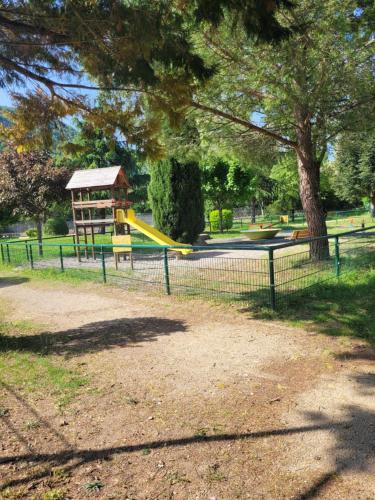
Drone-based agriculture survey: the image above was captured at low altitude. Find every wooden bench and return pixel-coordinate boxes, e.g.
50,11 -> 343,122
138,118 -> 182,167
286,229 -> 311,240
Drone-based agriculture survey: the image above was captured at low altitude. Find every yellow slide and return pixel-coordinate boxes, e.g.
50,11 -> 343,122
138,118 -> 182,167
116,209 -> 192,255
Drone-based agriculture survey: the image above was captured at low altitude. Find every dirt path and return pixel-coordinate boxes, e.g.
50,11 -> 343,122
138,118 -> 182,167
0,275 -> 374,499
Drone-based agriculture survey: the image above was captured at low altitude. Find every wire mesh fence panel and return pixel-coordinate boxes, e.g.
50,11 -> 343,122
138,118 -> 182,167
273,227 -> 375,306
273,245 -> 336,305
339,230 -> 375,272
1,226 -> 374,310
166,252 -> 270,302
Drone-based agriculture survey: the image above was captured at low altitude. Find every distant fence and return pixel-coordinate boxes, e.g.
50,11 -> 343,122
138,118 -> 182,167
1,226 -> 374,310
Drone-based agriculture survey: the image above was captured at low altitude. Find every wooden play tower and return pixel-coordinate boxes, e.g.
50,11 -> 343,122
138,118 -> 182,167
66,166 -> 132,260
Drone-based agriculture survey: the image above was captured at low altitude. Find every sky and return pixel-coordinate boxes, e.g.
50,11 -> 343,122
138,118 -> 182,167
0,88 -> 13,108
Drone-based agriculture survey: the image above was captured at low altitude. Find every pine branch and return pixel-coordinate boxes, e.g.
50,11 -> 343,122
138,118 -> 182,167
191,100 -> 297,148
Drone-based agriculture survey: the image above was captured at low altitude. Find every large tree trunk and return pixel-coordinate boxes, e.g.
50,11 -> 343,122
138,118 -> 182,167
36,217 -> 43,256
295,116 -> 329,260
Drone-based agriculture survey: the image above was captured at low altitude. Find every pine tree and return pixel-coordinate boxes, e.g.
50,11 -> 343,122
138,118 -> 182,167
148,158 -> 205,244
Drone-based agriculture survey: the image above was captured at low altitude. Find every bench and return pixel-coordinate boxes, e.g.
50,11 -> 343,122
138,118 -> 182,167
286,229 -> 311,240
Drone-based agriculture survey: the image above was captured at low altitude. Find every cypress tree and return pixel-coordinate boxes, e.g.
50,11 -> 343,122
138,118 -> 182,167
148,158 -> 205,244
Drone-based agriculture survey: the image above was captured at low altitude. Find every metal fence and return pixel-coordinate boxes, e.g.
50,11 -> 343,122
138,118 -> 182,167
1,226 -> 374,310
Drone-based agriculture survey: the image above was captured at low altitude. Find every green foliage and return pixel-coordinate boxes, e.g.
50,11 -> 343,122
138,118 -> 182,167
270,154 -> 300,212
26,229 -> 38,238
0,206 -> 18,231
148,158 -> 205,243
333,131 -> 375,214
193,0 -> 292,40
201,157 -> 238,211
209,209 -> 233,231
44,218 -> 69,236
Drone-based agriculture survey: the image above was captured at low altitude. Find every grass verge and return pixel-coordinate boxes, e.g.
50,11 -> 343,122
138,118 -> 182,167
0,300 -> 88,409
254,264 -> 375,344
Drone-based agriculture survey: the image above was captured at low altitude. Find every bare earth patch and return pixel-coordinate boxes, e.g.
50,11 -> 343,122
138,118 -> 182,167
0,275 -> 374,499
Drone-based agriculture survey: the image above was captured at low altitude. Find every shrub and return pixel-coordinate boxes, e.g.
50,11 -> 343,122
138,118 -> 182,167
25,228 -> 38,238
148,158 -> 205,243
209,209 -> 233,231
44,217 -> 69,236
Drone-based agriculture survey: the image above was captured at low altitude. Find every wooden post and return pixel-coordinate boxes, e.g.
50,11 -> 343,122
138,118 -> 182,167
71,190 -> 80,262
111,187 -> 117,235
79,190 -> 88,259
87,190 -> 95,259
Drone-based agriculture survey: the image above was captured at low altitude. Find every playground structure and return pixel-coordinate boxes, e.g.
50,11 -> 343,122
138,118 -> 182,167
66,165 -> 191,261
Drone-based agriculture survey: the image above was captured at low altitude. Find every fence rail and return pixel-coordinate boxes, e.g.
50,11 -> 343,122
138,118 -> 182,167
1,226 -> 374,310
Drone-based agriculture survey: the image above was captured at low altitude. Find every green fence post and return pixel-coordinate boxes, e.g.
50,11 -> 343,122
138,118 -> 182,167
163,248 -> 171,295
268,248 -> 276,310
59,245 -> 64,272
334,236 -> 340,277
6,243 -> 10,263
101,245 -> 107,283
0,243 -> 4,264
29,244 -> 34,269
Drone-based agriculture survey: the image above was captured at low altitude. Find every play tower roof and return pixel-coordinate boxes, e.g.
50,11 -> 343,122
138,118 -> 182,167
66,165 -> 131,191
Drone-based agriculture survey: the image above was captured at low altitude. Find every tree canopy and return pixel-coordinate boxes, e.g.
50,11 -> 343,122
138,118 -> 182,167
0,149 -> 69,245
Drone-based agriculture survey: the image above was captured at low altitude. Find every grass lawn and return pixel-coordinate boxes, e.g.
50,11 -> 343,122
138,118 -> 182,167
206,212 -> 375,239
0,297 -> 88,411
252,262 -> 375,344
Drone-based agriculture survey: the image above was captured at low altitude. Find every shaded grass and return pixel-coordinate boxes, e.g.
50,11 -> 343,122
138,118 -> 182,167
255,265 -> 375,344
0,301 -> 88,408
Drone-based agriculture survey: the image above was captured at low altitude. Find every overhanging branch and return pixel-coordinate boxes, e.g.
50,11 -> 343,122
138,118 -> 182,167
191,100 -> 297,149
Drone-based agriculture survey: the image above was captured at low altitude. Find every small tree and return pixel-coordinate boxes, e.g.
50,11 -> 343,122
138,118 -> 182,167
148,158 -> 205,244
202,157 -> 262,229
0,149 -> 69,252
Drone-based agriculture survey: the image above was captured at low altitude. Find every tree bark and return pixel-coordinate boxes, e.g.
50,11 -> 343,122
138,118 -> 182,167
36,217 -> 43,256
295,115 -> 329,260
250,198 -> 256,224
370,191 -> 375,217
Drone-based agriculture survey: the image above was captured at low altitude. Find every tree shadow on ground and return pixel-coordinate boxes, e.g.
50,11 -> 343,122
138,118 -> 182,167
0,317 -> 187,357
295,371 -> 375,498
1,373 -> 375,497
0,277 -> 29,288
